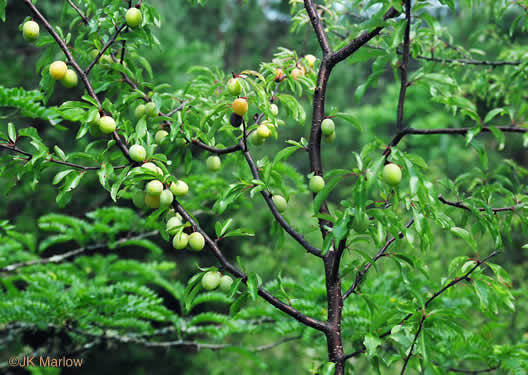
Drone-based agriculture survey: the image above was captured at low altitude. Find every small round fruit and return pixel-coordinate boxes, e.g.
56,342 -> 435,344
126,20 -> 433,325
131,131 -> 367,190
98,116 -> 116,134
250,132 -> 265,145
145,180 -> 164,196
272,195 -> 287,213
135,104 -> 145,118
172,232 -> 189,250
270,104 -> 279,116
170,180 -> 189,197
274,68 -> 284,82
125,8 -> 142,28
219,275 -> 233,292
60,69 -> 78,88
159,189 -> 174,207
230,112 -> 243,127
206,156 -> 221,172
321,118 -> 335,136
227,78 -> 242,96
175,137 -> 186,147
188,232 -> 205,251
155,130 -> 169,144
324,132 -> 336,144
232,98 -> 248,116
142,162 -> 160,175
132,191 -> 146,208
383,163 -> 402,186
291,68 -> 304,80
145,102 -> 157,117
129,144 -> 146,162
257,124 -> 271,139
144,193 -> 160,209
22,20 -> 39,42
201,271 -> 221,290
352,212 -> 370,233
166,216 -> 183,235
304,54 -> 317,68
309,175 -> 325,193
49,61 -> 68,80
100,55 -> 113,65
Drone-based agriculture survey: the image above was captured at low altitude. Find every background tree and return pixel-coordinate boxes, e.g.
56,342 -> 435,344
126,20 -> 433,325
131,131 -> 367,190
1,0 -> 528,374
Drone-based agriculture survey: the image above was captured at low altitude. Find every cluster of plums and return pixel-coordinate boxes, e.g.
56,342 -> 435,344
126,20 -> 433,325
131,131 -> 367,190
201,270 -> 234,291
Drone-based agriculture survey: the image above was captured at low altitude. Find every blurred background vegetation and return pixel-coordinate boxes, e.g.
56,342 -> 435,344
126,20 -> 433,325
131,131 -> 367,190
1,0 -> 527,373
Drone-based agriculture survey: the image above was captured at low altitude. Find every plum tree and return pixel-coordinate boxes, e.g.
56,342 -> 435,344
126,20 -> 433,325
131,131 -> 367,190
145,180 -> 163,196
270,104 -> 279,116
257,124 -> 271,139
125,8 -> 142,28
145,102 -> 157,117
291,67 -> 304,80
304,54 -> 316,68
169,180 -> 188,196
321,118 -> 335,136
144,193 -> 160,209
22,20 -> 39,42
219,275 -> 234,292
230,112 -> 243,127
49,61 -> 67,80
227,78 -> 242,96
135,104 -> 145,118
272,195 -> 287,212
155,130 -> 169,144
60,69 -> 78,88
172,232 -> 189,250
159,189 -> 174,207
166,216 -> 182,235
232,98 -> 248,116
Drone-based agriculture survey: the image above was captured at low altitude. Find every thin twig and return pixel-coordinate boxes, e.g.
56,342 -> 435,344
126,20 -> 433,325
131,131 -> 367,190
438,195 -> 523,213
85,24 -> 127,75
400,313 -> 426,375
66,0 -> 89,24
396,0 -> 411,131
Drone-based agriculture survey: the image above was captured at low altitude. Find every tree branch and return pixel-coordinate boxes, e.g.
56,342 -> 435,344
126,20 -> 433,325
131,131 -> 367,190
0,143 -> 129,171
66,0 -> 89,25
396,0 -> 411,132
400,313 -> 426,375
342,219 -> 414,300
0,231 -> 158,274
171,199 -> 327,332
303,0 -> 332,56
85,24 -> 127,75
438,195 -> 524,213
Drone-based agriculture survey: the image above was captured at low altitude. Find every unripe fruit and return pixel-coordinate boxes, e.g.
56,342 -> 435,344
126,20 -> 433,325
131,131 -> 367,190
324,132 -> 336,144
125,8 -> 142,28
159,189 -> 174,207
383,163 -> 402,186
145,102 -> 157,117
144,193 -> 160,209
170,180 -> 189,197
232,98 -> 248,116
188,232 -> 205,251
206,156 -> 221,172
219,275 -> 234,292
132,191 -> 146,208
250,132 -> 265,145
321,118 -> 335,136
172,232 -> 189,250
100,55 -> 113,65
135,104 -> 145,118
291,68 -> 304,80
49,61 -> 68,80
274,68 -> 284,82
227,78 -> 242,96
22,21 -> 39,42
257,124 -> 271,139
175,137 -> 186,147
145,180 -> 164,196
304,54 -> 317,68
201,271 -> 221,290
352,212 -> 370,233
230,112 -> 243,127
166,216 -> 183,235
88,113 -> 103,137
272,195 -> 287,213
129,144 -> 146,162
309,175 -> 325,193
60,69 -> 78,88
155,130 -> 169,144
98,116 -> 116,134
142,162 -> 160,175
270,104 -> 279,116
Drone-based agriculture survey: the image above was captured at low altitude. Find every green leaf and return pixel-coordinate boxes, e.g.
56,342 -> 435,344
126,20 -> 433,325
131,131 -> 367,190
484,108 -> 504,123
247,272 -> 260,301
313,175 -> 343,215
450,227 -> 477,250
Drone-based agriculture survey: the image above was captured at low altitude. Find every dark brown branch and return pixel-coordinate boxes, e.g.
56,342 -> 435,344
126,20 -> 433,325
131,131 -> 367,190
342,219 -> 414,300
171,199 -> 327,332
303,0 -> 332,56
438,195 -> 523,213
191,140 -> 243,155
85,24 -> 127,75
242,146 -> 322,257
66,0 -> 89,24
328,7 -> 399,67
400,313 -> 426,375
396,0 -> 411,132
0,232 -> 158,274
0,143 -> 129,171
388,126 -> 528,149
